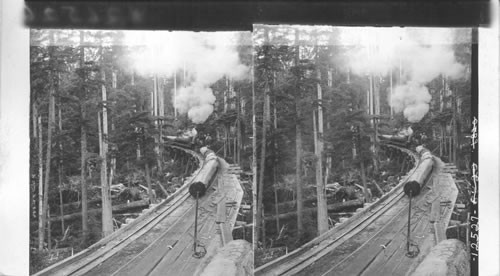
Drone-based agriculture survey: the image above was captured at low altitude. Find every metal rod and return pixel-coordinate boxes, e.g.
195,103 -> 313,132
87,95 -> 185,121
407,190 -> 412,252
466,212 -> 470,247
194,191 -> 199,252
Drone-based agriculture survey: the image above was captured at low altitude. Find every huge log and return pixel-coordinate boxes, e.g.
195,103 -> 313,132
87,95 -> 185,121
200,240 -> 253,276
411,239 -> 469,276
264,199 -> 364,222
49,200 -> 149,222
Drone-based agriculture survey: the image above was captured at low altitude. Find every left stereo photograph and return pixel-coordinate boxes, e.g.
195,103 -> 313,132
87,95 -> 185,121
29,29 -> 254,276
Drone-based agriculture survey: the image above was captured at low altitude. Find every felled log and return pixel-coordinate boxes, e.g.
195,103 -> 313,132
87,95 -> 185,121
267,193 -> 338,214
57,198 -> 99,210
264,199 -> 363,222
50,199 -> 149,222
51,196 -> 119,215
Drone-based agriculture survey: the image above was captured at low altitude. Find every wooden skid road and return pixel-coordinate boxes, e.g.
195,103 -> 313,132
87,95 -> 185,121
106,158 -> 243,276
257,152 -> 459,276
34,147 -> 203,276
33,146 -> 249,276
255,145 -> 422,276
79,158 -> 243,276
108,187 -> 220,276
308,180 -> 433,276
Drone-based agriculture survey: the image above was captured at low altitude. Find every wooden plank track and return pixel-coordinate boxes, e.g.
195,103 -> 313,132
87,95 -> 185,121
34,146 -> 246,276
257,145 -> 447,276
256,162 -> 419,275
257,153 -> 459,276
87,157 -> 243,276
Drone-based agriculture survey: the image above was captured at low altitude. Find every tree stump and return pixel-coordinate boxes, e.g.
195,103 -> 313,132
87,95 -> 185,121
412,239 -> 469,276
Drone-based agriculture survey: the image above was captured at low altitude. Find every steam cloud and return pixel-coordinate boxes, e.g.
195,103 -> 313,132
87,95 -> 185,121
125,31 -> 249,123
392,82 -> 432,122
341,28 -> 466,122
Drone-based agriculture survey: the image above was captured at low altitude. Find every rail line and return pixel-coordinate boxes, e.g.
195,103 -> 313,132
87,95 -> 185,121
34,146 -> 210,276
255,144 -> 431,276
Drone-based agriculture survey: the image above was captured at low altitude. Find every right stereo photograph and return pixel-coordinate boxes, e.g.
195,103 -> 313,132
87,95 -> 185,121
252,25 -> 474,276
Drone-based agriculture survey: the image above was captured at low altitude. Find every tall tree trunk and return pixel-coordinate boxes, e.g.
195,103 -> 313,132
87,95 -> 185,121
453,91 -> 459,164
251,46 -> 258,250
439,125 -> 443,157
41,36 -> 57,248
80,107 -> 88,241
153,74 -> 163,175
41,70 -> 55,251
295,116 -> 303,237
257,29 -> 271,246
369,73 -> 379,175
236,88 -> 242,165
100,68 -> 113,237
79,31 -> 89,243
440,75 -> 445,157
295,29 -> 304,238
315,59 -> 328,235
109,71 -> 117,184
223,127 -> 227,158
272,79 -> 280,234
258,77 -> 270,246
449,125 -> 452,161
255,28 -> 270,246
32,103 -> 39,226
37,115 -> 44,250
58,103 -> 65,233
31,105 -> 37,221
229,78 -> 238,162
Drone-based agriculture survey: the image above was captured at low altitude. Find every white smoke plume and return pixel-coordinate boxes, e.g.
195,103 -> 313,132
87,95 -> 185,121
392,82 -> 432,122
175,85 -> 216,123
340,27 -> 467,122
125,31 -> 249,123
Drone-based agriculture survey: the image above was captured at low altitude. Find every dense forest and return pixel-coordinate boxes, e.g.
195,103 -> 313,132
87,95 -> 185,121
28,26 -> 473,272
29,30 -> 253,273
251,25 -> 472,265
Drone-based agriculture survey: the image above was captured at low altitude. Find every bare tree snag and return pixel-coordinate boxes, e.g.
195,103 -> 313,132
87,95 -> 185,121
100,66 -> 113,237
79,30 -> 89,243
294,28 -> 304,238
37,115 -> 44,250
315,46 -> 329,235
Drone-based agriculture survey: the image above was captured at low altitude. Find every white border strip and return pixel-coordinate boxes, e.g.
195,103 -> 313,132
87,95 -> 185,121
0,0 -> 30,275
478,1 -> 499,275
